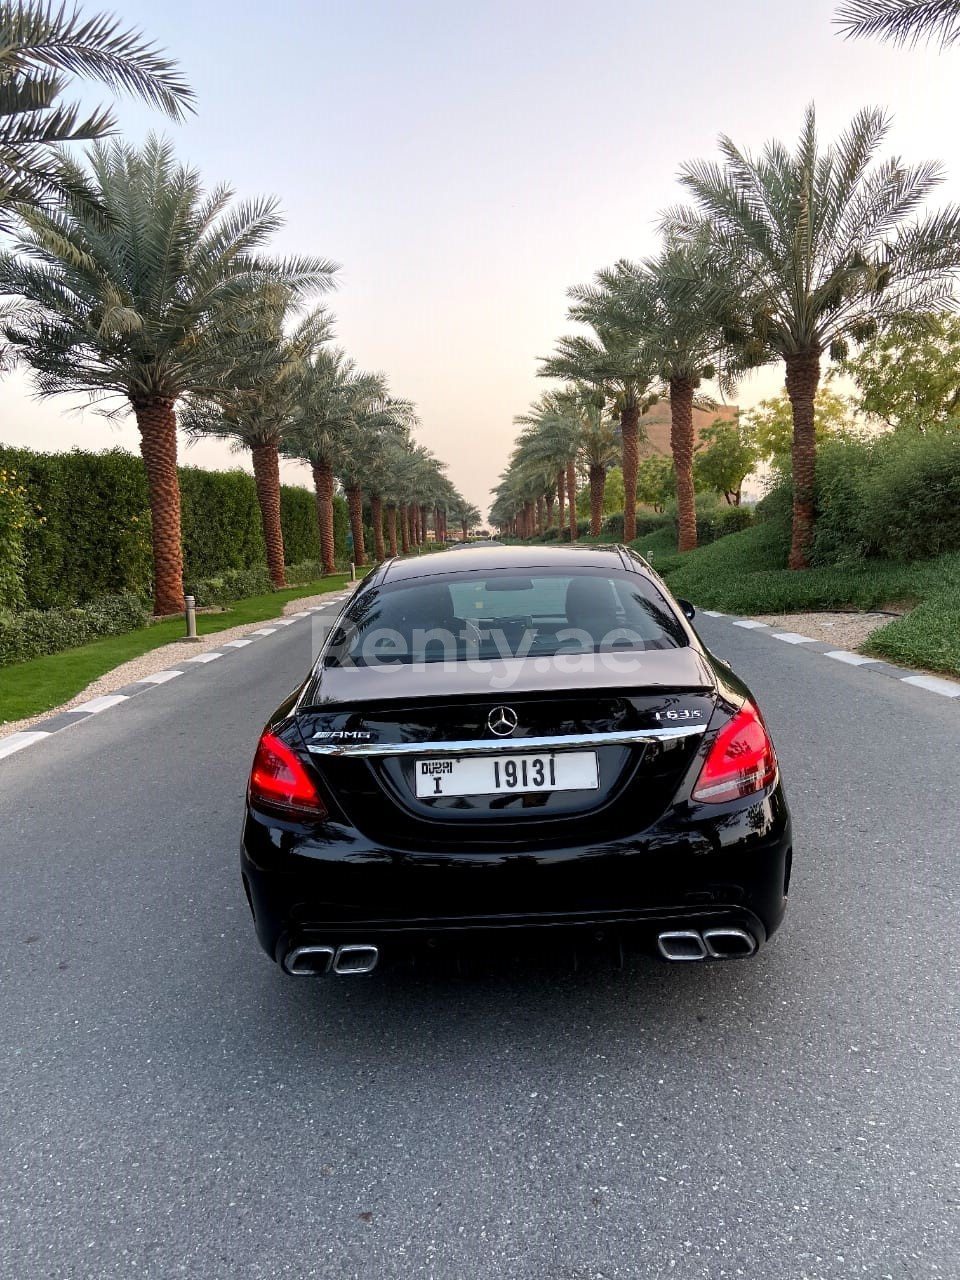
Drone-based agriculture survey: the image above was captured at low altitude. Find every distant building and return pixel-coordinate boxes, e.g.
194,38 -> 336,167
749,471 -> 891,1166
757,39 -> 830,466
638,400 -> 738,458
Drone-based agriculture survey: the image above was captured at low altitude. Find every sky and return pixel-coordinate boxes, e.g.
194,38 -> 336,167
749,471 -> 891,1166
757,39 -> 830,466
2,0 -> 959,516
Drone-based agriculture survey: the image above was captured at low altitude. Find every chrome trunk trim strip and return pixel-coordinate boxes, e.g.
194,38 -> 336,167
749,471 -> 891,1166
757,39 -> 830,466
305,724 -> 706,757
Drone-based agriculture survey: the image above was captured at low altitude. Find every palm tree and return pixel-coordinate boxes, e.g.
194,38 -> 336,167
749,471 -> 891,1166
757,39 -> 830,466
515,390 -> 583,541
541,321 -> 656,542
181,298 -> 331,588
835,1 -> 960,46
284,348 -> 373,576
663,104 -> 960,568
0,1 -> 193,227
360,396 -> 418,561
2,136 -> 336,612
571,240 -> 730,552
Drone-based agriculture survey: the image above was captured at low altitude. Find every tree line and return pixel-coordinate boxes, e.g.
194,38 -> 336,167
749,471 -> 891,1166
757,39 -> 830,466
0,3 -> 478,618
493,1 -> 960,559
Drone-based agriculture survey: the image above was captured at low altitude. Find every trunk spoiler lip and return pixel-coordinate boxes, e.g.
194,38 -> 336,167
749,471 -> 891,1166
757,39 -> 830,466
304,723 -> 707,758
297,648 -> 717,712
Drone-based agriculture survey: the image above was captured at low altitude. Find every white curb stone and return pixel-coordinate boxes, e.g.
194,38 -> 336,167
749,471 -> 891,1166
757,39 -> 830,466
901,674 -> 960,698
771,632 -> 816,644
825,650 -> 879,666
66,694 -> 129,715
0,731 -> 51,759
136,669 -> 183,684
732,620 -> 769,629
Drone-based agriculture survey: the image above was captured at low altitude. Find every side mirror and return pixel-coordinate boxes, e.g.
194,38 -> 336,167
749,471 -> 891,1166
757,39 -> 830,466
677,598 -> 696,621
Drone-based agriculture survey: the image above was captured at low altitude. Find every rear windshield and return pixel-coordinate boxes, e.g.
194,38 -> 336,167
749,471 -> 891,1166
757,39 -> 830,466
324,568 -> 687,667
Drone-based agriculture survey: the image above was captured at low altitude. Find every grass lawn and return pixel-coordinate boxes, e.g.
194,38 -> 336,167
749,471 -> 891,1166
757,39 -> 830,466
1,574 -> 352,725
637,522 -> 960,678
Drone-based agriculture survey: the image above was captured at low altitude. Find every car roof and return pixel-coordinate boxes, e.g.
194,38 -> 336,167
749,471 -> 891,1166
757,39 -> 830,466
378,543 -> 633,583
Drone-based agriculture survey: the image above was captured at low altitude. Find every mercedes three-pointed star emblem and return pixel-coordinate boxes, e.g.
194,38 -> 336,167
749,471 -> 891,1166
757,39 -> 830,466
487,705 -> 519,737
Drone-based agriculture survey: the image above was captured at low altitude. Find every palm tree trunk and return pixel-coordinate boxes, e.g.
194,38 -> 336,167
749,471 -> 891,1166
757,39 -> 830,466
400,504 -> 410,553
420,504 -> 429,544
461,518 -> 468,541
546,494 -> 555,529
785,350 -> 820,570
588,465 -> 606,536
133,396 -> 184,616
433,505 -> 440,542
251,441 -> 287,587
311,461 -> 337,576
536,495 -> 545,535
621,402 -> 640,542
567,462 -> 577,540
370,493 -> 385,561
669,377 -> 698,553
386,504 -> 398,557
557,469 -> 566,532
346,483 -> 365,565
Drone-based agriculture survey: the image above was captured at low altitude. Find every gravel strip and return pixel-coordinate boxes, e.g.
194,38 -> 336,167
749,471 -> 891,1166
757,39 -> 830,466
749,610 -> 893,647
1,587 -> 350,740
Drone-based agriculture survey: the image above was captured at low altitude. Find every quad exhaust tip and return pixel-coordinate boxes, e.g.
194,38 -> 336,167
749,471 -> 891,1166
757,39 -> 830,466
284,943 -> 379,976
657,927 -> 756,962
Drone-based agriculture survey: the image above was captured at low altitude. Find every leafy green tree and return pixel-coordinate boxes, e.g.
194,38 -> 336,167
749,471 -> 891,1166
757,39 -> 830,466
635,455 -> 675,513
693,419 -> 761,505
0,2 -> 192,228
743,389 -> 858,461
2,137 -> 335,612
835,1 -> 960,46
840,313 -> 960,429
664,104 -> 960,568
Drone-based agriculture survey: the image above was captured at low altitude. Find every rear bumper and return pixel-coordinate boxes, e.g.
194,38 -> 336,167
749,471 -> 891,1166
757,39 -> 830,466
240,789 -> 793,965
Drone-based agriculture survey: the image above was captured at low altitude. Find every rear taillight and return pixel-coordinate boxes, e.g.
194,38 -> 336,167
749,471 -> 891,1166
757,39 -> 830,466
249,731 -> 327,817
692,704 -> 777,805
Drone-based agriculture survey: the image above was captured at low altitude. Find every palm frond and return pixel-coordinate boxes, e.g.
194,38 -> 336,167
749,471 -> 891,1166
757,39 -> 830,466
834,0 -> 960,47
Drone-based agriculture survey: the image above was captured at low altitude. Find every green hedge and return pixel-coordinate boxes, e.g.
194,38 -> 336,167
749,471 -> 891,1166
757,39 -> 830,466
0,446 -> 348,608
0,591 -> 145,666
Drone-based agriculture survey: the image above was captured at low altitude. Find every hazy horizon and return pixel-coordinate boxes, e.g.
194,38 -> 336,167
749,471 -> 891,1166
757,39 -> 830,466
2,0 -> 958,517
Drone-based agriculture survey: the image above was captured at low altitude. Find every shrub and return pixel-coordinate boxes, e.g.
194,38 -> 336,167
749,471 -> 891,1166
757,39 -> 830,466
541,526 -> 560,541
697,505 -> 755,544
601,512 -> 625,539
185,566 -> 274,608
634,511 -> 672,538
284,559 -> 321,585
760,432 -> 960,566
0,592 -> 145,666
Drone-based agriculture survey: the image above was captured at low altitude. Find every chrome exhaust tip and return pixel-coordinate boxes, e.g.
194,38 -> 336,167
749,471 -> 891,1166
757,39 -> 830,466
657,930 -> 708,961
702,927 -> 757,959
284,944 -> 335,976
332,944 -> 379,975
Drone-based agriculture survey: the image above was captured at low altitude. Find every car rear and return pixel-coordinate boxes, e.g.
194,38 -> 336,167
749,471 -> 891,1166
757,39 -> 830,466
240,549 -> 792,973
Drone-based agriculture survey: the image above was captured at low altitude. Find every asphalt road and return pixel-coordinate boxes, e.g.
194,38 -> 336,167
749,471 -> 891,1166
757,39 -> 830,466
1,607 -> 958,1280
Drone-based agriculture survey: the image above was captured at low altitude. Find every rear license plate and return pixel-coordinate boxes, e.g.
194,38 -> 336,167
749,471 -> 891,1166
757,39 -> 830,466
414,751 -> 599,798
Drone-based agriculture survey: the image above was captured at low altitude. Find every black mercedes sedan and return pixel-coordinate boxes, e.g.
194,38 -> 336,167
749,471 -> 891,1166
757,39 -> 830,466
241,545 -> 792,976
